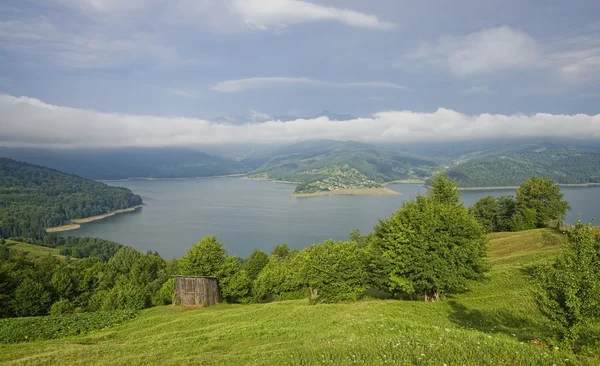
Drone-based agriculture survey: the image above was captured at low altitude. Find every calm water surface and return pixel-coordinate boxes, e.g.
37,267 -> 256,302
59,178 -> 600,258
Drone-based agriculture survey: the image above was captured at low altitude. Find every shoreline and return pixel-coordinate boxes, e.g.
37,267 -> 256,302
291,187 -> 399,198
457,183 -> 600,191
101,174 -> 246,183
46,205 -> 144,233
384,179 -> 427,185
244,176 -> 300,184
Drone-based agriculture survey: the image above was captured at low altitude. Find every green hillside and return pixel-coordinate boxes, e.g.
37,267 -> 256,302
445,147 -> 600,187
249,140 -> 440,192
1,229 -> 596,365
0,158 -> 143,238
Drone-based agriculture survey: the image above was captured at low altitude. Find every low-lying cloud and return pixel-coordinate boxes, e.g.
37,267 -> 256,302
212,77 -> 408,92
1,94 -> 599,148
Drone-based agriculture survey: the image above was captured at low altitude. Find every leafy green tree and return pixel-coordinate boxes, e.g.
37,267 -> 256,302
0,238 -> 5,245
509,208 -> 538,231
428,172 -> 460,205
178,236 -> 226,276
535,221 -> 600,351
152,277 -> 175,306
471,196 -> 500,233
244,249 -> 269,280
51,266 -> 75,300
219,256 -> 252,303
109,247 -> 143,275
271,243 -> 291,259
496,196 -> 518,231
300,240 -> 368,303
375,178 -> 487,301
11,278 -> 52,317
516,177 -> 570,227
101,277 -> 148,311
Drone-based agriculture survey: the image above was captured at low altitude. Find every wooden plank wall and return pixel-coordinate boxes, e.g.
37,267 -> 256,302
173,276 -> 222,306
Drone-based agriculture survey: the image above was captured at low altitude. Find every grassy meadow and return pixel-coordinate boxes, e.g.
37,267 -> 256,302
0,229 -> 597,365
5,240 -> 69,261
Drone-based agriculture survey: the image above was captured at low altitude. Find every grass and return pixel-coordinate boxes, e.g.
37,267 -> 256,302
0,229 -> 597,365
5,240 -> 69,261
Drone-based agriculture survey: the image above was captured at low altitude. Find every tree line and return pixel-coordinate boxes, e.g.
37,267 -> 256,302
0,158 -> 142,239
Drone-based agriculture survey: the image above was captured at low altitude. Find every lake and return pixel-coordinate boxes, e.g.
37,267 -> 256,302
59,177 -> 600,259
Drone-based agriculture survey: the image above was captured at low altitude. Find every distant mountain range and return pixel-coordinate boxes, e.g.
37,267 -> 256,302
212,110 -> 357,124
1,137 -> 600,188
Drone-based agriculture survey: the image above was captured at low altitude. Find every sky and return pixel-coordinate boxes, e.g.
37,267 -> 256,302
1,0 -> 600,147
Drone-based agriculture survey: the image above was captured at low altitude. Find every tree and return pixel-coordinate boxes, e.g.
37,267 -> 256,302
178,236 -> 226,276
496,196 -> 517,232
51,266 -> 75,300
535,221 -> 600,351
271,243 -> 291,260
428,172 -> 460,205
109,247 -> 143,275
471,196 -> 500,233
300,240 -> 368,303
516,177 -> 570,228
219,256 -> 252,303
11,278 -> 53,317
244,249 -> 269,280
374,178 -> 487,301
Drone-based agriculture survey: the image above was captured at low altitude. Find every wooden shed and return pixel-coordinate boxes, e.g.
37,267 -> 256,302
173,275 -> 222,307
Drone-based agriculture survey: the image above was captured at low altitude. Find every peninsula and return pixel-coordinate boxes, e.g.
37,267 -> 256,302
46,205 -> 143,233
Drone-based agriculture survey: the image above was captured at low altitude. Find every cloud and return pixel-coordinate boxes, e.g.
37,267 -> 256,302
406,26 -> 600,84
0,18 -> 183,68
172,90 -> 198,98
408,26 -> 540,77
212,77 -> 408,92
1,94 -> 599,148
459,85 -> 497,95
230,0 -> 395,30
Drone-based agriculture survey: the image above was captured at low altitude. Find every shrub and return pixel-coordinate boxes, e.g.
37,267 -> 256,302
50,298 -> 75,316
152,277 -> 175,306
178,236 -> 226,276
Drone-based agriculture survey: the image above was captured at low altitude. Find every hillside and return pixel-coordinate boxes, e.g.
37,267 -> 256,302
445,147 -> 600,187
0,147 -> 244,180
1,229 -> 596,365
249,140 -> 440,192
0,158 -> 143,238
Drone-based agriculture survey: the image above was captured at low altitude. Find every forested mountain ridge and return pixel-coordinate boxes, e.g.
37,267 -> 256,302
0,147 -> 244,180
248,140 -> 440,184
0,158 -> 142,238
444,146 -> 600,187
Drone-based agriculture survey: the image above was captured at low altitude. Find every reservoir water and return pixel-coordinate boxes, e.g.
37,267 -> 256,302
59,177 -> 600,259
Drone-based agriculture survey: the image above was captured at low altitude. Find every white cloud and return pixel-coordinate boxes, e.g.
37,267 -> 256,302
1,94 -> 599,148
212,77 -> 408,92
409,26 -> 540,77
407,26 -> 600,84
231,0 -> 395,30
172,90 -> 198,98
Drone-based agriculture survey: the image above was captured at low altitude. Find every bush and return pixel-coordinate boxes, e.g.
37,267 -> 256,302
50,298 -> 75,316
152,277 -> 175,306
535,221 -> 600,353
0,310 -> 138,343
11,278 -> 53,317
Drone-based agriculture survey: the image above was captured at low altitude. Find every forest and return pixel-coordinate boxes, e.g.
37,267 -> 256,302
0,158 -> 143,239
445,147 -> 600,187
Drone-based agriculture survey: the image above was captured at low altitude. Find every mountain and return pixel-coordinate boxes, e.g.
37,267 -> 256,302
0,158 -> 143,238
249,140 -> 440,185
444,145 -> 600,187
0,147 -> 244,180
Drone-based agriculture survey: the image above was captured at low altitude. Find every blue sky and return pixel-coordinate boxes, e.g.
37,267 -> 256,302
0,0 -> 599,147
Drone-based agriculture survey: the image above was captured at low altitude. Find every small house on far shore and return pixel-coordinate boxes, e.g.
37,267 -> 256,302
173,275 -> 222,307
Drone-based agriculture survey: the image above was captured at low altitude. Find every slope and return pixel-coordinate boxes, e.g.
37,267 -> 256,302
446,146 -> 600,187
249,140 -> 440,184
1,229 -> 595,365
0,158 -> 142,238
0,147 -> 244,180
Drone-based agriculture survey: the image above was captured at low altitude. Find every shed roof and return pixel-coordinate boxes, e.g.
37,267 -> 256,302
173,275 -> 219,279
